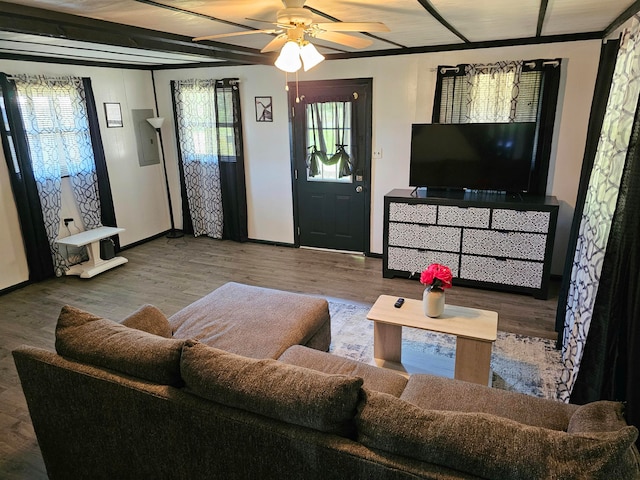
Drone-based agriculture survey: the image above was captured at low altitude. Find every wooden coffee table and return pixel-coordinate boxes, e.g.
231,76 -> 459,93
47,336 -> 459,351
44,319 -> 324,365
366,295 -> 498,385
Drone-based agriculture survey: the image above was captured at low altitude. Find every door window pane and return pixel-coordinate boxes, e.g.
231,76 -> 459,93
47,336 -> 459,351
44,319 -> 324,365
305,101 -> 352,183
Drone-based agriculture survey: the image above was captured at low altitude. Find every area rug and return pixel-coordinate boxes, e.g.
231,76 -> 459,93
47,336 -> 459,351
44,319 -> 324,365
328,301 -> 562,400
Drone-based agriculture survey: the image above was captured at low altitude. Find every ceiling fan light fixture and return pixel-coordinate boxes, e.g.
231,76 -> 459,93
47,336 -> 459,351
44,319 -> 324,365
275,41 -> 302,72
300,42 -> 324,71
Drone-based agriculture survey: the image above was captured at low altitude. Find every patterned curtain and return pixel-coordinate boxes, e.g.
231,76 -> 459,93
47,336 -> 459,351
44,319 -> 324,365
465,61 -> 524,122
172,79 -> 224,239
558,20 -> 640,401
437,61 -> 542,124
13,75 -> 103,275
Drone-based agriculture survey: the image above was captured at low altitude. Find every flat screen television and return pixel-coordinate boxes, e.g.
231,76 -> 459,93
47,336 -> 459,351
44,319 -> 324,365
409,122 -> 538,193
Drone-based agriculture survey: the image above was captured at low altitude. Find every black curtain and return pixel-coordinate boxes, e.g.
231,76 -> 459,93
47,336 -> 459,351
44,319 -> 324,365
82,78 -> 120,250
170,80 -> 194,235
215,79 -> 248,242
0,73 -> 54,281
569,86 -> 640,436
555,39 -> 621,342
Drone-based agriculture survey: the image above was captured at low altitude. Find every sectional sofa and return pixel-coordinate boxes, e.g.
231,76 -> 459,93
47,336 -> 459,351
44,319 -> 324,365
13,282 -> 640,479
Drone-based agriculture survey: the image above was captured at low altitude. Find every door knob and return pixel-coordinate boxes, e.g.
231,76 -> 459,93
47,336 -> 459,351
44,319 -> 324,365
355,186 -> 363,193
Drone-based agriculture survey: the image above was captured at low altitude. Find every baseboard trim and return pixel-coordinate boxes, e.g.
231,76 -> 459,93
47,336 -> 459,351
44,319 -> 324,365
120,231 -> 178,251
0,279 -> 31,297
248,238 -> 297,248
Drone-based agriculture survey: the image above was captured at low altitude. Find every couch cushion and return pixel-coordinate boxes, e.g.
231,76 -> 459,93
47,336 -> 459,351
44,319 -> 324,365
278,345 -> 407,397
568,401 -> 635,434
356,389 -> 640,480
400,373 -> 578,430
169,282 -> 330,359
121,304 -> 172,338
181,340 -> 362,436
55,305 -> 185,386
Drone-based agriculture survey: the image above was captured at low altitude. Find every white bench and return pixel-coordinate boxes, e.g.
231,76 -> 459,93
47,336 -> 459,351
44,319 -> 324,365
56,226 -> 127,278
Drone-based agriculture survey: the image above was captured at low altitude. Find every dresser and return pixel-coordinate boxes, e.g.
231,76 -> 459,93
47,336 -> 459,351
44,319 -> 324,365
383,189 -> 559,299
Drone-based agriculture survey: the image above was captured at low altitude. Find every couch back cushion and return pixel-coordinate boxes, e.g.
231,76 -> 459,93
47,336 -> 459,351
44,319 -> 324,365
180,340 -> 362,436
55,305 -> 185,386
356,389 -> 640,480
120,304 -> 172,338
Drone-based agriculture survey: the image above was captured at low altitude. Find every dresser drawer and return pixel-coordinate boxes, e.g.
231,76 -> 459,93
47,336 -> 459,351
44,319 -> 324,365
387,247 -> 459,277
462,230 -> 547,261
491,209 -> 550,233
460,255 -> 543,289
388,223 -> 461,251
389,202 -> 437,224
438,206 -> 490,228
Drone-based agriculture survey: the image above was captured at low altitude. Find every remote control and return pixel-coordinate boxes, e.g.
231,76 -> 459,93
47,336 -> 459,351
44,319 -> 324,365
394,298 -> 405,308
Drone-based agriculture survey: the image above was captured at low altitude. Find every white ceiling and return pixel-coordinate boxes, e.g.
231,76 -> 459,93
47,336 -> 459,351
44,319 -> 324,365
0,0 -> 636,69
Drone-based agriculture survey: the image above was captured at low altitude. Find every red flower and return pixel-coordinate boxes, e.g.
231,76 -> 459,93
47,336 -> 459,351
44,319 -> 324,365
420,263 -> 453,290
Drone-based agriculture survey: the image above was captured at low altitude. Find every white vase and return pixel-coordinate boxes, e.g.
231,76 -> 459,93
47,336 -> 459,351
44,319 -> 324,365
423,287 -> 445,318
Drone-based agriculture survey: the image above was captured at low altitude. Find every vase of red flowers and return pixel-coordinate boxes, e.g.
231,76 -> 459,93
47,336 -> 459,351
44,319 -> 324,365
420,263 -> 453,318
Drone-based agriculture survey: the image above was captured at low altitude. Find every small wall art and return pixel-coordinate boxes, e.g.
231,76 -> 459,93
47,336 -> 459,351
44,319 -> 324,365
104,102 -> 123,128
255,96 -> 273,122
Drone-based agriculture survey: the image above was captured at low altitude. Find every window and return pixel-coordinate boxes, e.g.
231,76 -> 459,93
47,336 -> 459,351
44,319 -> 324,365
305,101 -> 352,182
433,59 -> 562,195
14,79 -> 92,179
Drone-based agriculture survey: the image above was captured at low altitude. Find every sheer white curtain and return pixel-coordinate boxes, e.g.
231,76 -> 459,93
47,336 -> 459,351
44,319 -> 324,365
173,79 -> 223,239
14,75 -> 101,276
465,61 -> 524,122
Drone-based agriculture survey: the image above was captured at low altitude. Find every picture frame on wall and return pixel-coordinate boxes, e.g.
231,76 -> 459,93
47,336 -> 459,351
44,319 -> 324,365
255,96 -> 273,122
104,102 -> 123,128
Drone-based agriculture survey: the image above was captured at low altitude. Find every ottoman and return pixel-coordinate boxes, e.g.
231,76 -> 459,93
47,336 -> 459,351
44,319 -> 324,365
169,282 -> 331,359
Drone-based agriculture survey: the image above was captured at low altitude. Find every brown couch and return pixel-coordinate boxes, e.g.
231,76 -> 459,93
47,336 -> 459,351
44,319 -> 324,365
13,282 -> 640,480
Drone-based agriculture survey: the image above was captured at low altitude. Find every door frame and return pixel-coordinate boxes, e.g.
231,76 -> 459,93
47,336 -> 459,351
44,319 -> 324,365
287,77 -> 373,254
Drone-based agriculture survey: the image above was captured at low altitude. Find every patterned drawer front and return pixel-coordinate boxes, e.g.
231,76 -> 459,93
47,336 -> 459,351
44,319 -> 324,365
388,247 -> 460,277
462,230 -> 547,261
388,223 -> 461,251
492,209 -> 550,233
389,202 -> 437,224
460,255 -> 543,289
438,206 -> 490,228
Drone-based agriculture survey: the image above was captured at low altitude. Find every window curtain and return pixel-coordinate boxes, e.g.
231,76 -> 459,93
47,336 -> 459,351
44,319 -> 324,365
0,74 -> 113,278
215,79 -> 248,242
172,78 -> 224,239
557,20 -> 640,408
0,74 -> 53,281
433,59 -> 561,195
171,78 -> 247,242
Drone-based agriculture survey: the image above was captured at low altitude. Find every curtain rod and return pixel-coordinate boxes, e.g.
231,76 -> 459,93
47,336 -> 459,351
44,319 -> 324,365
437,60 -> 560,74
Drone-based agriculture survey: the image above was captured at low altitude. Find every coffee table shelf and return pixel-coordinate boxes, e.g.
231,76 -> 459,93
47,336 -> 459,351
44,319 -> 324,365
366,295 -> 498,385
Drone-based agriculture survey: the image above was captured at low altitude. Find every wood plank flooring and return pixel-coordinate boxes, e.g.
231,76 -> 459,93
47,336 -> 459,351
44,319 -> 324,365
0,235 -> 562,479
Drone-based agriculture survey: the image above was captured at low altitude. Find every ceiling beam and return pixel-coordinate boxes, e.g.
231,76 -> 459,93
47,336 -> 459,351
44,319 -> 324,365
0,1 -> 272,65
536,0 -> 549,37
415,0 -> 470,44
604,0 -> 640,37
326,31 -> 603,60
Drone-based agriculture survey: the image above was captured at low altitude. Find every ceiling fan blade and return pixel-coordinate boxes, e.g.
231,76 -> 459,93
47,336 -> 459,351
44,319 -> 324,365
315,22 -> 390,33
314,31 -> 373,49
193,29 -> 278,42
261,34 -> 289,53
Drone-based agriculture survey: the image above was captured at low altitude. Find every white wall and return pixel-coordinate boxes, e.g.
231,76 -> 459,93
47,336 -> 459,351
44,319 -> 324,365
0,38 -> 602,290
154,39 -> 601,273
0,61 -> 170,287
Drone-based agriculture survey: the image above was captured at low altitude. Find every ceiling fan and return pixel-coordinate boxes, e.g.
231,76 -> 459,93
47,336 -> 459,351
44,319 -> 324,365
192,0 -> 390,54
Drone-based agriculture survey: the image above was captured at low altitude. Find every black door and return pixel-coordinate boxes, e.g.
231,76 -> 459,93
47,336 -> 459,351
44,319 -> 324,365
289,78 -> 372,252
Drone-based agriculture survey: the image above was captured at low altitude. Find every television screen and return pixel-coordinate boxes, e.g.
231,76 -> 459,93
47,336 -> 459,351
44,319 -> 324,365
409,123 -> 537,192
